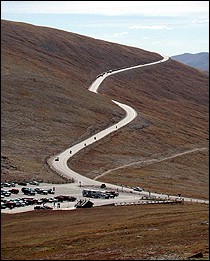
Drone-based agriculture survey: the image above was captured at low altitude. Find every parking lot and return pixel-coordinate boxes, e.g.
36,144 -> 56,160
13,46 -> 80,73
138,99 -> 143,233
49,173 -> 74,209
1,181 -> 141,213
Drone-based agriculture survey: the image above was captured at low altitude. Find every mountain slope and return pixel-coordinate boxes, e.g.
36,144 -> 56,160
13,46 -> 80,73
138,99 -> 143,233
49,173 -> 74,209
1,20 -> 209,200
171,52 -> 209,72
1,19 -> 161,182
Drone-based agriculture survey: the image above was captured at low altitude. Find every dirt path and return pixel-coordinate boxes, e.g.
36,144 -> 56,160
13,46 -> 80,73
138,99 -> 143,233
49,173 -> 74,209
94,147 -> 208,180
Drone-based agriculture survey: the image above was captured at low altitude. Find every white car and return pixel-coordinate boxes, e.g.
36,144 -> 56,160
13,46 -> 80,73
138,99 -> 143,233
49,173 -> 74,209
133,187 -> 143,192
29,181 -> 39,185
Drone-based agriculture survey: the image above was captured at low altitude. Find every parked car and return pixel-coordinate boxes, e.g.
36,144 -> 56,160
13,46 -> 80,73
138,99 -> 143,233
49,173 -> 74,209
2,191 -> 11,197
1,189 -> 7,195
35,187 -> 41,193
106,190 -> 119,197
18,181 -> 27,186
9,188 -> 19,194
23,198 -> 38,205
34,205 -> 45,210
1,202 -> 7,209
47,197 -> 57,203
21,187 -> 36,196
41,190 -> 48,195
3,182 -> 12,187
54,195 -> 65,202
47,189 -> 55,194
34,205 -> 53,210
9,182 -> 16,187
29,181 -> 39,186
62,195 -> 77,202
34,188 -> 47,194
4,201 -> 16,209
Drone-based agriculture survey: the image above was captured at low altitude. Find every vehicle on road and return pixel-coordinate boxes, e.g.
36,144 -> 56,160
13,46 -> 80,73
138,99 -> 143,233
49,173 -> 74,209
100,183 -> 106,188
133,187 -> 143,192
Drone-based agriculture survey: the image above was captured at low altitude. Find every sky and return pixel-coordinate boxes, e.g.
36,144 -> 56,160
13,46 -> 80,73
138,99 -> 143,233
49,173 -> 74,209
1,1 -> 209,56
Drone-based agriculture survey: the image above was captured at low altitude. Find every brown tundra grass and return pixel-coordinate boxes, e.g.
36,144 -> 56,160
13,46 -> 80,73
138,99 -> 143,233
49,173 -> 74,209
1,203 -> 209,260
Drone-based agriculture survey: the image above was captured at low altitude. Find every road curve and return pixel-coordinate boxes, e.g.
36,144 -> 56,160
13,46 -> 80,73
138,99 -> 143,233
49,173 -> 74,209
49,55 -> 169,183
48,55 -> 208,205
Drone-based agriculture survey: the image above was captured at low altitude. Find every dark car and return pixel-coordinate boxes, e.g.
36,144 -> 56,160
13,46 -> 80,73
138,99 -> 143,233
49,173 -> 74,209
21,187 -> 36,196
44,205 -> 53,210
54,195 -> 65,202
9,188 -> 19,194
34,205 -> 45,210
62,195 -> 77,202
35,187 -> 41,193
106,190 -> 119,197
47,189 -> 55,194
34,205 -> 53,210
18,181 -> 27,186
21,198 -> 34,205
100,183 -> 106,189
5,201 -> 16,209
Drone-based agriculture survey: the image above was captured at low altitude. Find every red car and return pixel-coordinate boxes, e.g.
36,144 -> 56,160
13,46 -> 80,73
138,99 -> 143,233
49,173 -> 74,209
9,188 -> 19,194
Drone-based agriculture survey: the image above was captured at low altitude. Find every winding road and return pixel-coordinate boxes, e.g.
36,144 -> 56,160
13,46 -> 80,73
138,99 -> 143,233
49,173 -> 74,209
2,55 -> 208,215
48,55 -> 208,205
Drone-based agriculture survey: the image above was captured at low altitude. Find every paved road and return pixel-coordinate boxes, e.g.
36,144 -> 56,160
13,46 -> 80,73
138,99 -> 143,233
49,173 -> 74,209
49,55 -> 169,186
47,54 -> 208,206
2,55 -> 208,214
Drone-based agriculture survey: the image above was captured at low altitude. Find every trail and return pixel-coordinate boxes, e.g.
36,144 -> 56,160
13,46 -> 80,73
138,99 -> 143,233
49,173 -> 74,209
94,147 -> 208,180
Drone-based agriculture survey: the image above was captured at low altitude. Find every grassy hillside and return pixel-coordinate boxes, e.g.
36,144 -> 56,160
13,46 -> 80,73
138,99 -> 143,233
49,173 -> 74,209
1,19 -> 209,198
69,51 -> 209,200
1,19 -> 161,183
1,19 -> 209,261
1,203 -> 209,260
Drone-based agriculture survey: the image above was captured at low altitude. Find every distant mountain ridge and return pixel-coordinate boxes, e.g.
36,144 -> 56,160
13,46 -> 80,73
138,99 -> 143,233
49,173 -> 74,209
171,52 -> 209,72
